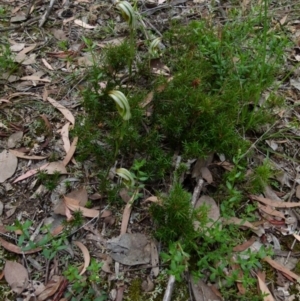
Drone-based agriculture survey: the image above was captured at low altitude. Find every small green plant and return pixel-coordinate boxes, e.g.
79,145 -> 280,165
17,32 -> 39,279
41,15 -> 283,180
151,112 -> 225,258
57,40 -> 69,51
0,43 -> 18,75
37,170 -> 61,191
150,183 -> 206,246
161,242 -> 190,281
64,258 -> 107,301
248,159 -> 275,193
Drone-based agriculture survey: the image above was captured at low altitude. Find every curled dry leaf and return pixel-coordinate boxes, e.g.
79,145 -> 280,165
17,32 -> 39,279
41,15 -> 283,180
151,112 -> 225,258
0,237 -> 41,254
73,241 -> 90,275
62,137 -> 78,166
37,275 -> 64,301
64,196 -> 99,218
142,196 -> 162,205
0,150 -> 18,183
61,122 -> 71,152
4,261 -> 29,294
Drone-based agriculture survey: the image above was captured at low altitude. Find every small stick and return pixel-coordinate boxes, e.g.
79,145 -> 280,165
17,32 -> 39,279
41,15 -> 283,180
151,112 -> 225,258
39,0 -> 56,27
191,177 -> 204,207
162,275 -> 176,301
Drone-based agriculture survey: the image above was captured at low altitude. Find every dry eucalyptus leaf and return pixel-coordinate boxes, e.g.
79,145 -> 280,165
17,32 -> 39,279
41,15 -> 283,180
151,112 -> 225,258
10,43 -> 25,52
66,186 -> 88,206
47,97 -> 75,125
141,277 -> 154,292
37,275 -> 64,301
4,261 -> 29,294
43,162 -> 67,174
52,29 -> 67,40
73,241 -> 90,275
7,131 -> 23,148
189,275 -> 222,301
290,78 -> 300,91
296,185 -> 300,199
107,233 -> 151,266
200,167 -> 213,184
195,195 -> 219,228
0,150 -> 18,183
257,271 -> 274,301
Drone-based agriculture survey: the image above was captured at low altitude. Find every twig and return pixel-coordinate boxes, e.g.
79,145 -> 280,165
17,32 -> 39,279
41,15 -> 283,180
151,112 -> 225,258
162,275 -> 176,301
191,177 -> 204,207
26,0 -> 37,18
39,0 -> 56,27
0,16 -> 39,32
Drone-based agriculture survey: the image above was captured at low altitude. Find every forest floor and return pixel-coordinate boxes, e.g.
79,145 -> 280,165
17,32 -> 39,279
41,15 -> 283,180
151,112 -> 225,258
1,0 -> 300,300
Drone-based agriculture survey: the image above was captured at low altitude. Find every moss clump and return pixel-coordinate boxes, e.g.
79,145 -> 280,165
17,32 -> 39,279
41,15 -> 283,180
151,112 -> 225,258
125,278 -> 142,301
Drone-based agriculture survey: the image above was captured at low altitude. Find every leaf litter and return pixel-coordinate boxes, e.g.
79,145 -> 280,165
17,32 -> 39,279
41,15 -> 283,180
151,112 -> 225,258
1,0 -> 300,300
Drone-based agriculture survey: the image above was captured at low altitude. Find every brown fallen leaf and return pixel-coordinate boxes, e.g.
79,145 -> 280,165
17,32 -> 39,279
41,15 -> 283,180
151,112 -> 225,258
62,137 -> 78,166
200,167 -> 213,184
120,203 -> 132,235
21,75 -> 51,82
257,203 -> 285,219
189,274 -> 222,301
13,163 -> 49,183
47,97 -> 75,125
101,255 -> 113,274
257,271 -> 275,301
231,263 -> 246,294
61,122 -> 71,152
37,275 -> 64,301
140,91 -> 154,108
4,261 -> 28,294
251,195 -> 300,208
73,241 -> 90,275
194,195 -> 219,230
142,196 -> 162,205
64,196 -> 99,218
233,237 -> 256,252
0,150 -> 18,183
7,131 -> 23,148
9,149 -> 47,160
66,186 -> 88,206
263,256 -> 300,281
41,58 -> 54,70
43,162 -> 68,174
224,217 -> 264,236
74,19 -> 96,29
0,237 -> 41,254
120,190 -> 139,235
